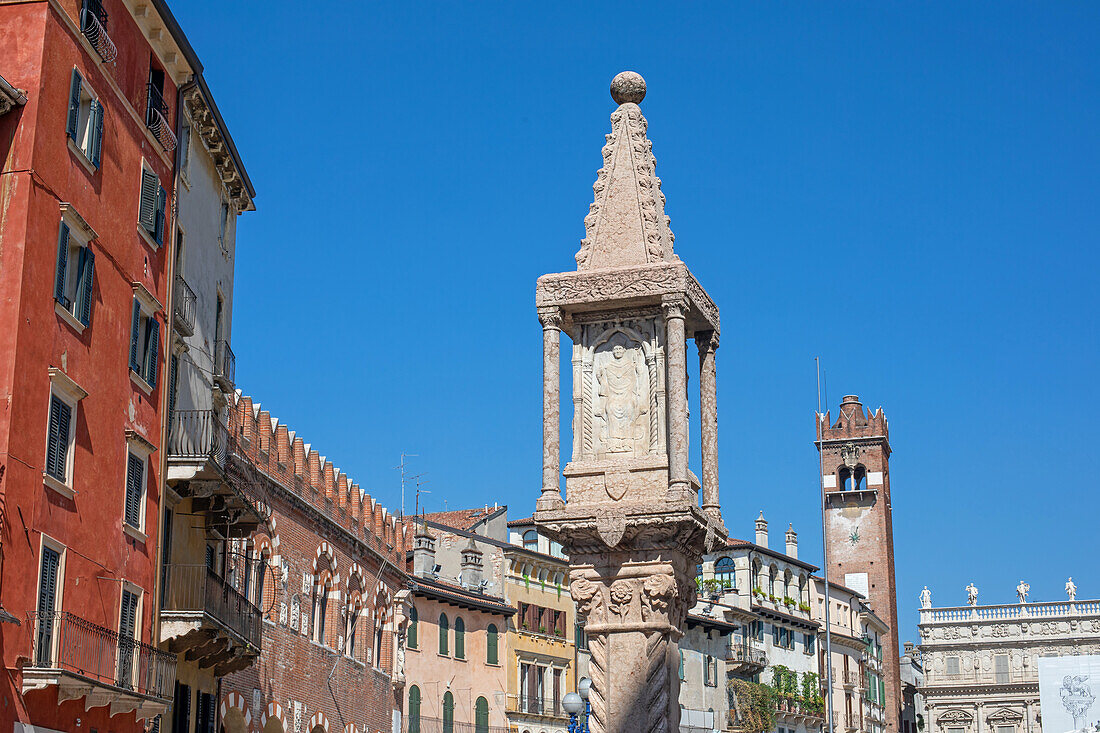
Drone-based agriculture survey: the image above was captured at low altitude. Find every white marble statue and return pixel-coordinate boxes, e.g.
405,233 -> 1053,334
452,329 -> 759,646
966,582 -> 979,606
920,586 -> 932,609
395,630 -> 406,679
596,342 -> 648,452
1017,580 -> 1030,604
1067,577 -> 1078,602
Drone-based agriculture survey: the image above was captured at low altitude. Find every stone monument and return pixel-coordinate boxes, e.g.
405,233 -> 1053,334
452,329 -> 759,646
534,72 -> 726,733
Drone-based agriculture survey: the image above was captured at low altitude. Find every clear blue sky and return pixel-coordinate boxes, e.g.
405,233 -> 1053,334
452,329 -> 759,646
174,1 -> 1099,642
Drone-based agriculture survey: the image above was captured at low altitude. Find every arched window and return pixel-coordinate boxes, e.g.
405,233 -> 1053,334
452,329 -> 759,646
256,548 -> 270,614
522,530 -> 538,551
408,605 -> 418,649
374,619 -> 384,668
443,691 -> 454,733
454,617 -> 465,659
714,557 -> 735,590
439,613 -> 449,655
315,582 -> 330,645
475,697 -> 489,733
408,686 -> 421,733
346,605 -> 360,658
487,624 -> 498,665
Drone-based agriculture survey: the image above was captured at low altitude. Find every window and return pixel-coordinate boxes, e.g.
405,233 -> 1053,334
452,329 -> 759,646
35,542 -> 63,666
117,587 -> 139,687
45,393 -> 75,489
124,450 -> 146,531
714,556 -> 735,589
475,697 -> 489,733
772,624 -> 780,647
454,616 -> 465,659
54,212 -> 96,328
804,633 -> 815,654
995,654 -> 1010,684
704,654 -> 717,686
946,656 -> 960,676
346,605 -> 359,658
407,605 -> 418,649
442,691 -> 454,733
66,69 -> 104,168
196,692 -> 216,733
138,165 -> 167,247
174,683 -> 192,733
487,623 -> 498,664
678,650 -> 685,680
242,546 -> 253,602
948,727 -> 965,733
373,619 -> 384,668
439,613 -> 449,655
315,584 -> 329,645
178,119 -> 191,179
523,530 -> 538,551
408,686 -> 421,733
574,623 -> 587,651
129,289 -> 160,389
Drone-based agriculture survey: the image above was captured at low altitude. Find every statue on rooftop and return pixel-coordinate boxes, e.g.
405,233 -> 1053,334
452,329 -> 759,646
920,586 -> 932,609
966,582 -> 979,606
1017,580 -> 1030,604
1067,577 -> 1078,602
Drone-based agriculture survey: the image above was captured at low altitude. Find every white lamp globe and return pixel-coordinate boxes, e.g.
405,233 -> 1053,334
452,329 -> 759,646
562,692 -> 583,716
578,677 -> 592,701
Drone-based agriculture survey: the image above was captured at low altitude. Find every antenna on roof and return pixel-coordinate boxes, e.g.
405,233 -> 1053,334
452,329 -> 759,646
395,452 -> 420,519
414,477 -> 430,520
816,357 -> 836,733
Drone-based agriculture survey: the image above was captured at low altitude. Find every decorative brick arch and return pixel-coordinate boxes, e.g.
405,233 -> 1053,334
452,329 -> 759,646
308,711 -> 330,733
260,701 -> 287,732
373,579 -> 393,623
313,542 -> 340,593
219,691 -> 252,729
343,725 -> 358,733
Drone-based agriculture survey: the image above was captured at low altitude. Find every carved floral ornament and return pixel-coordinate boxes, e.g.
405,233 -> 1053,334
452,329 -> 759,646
537,307 -> 563,330
569,570 -> 688,628
987,709 -> 1024,724
937,710 -> 974,725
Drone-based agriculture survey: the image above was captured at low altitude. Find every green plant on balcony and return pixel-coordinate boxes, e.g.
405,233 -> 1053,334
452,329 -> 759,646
703,579 -> 724,596
798,602 -> 811,613
752,587 -> 765,598
783,596 -> 796,608
728,678 -> 777,733
800,672 -> 824,714
768,594 -> 778,603
538,625 -> 546,633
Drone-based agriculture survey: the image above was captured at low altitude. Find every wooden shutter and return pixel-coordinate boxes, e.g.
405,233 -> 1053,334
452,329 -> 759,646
443,692 -> 454,733
125,453 -> 143,527
486,624 -> 497,664
54,223 -> 70,305
67,70 -> 81,140
90,100 -> 104,168
76,247 -> 95,326
167,354 -> 178,432
138,169 -> 157,233
120,589 -> 137,639
475,697 -> 488,733
408,686 -> 421,733
145,317 -> 159,386
174,682 -> 192,733
454,616 -> 464,659
154,184 -> 167,244
46,396 -> 71,481
129,300 -> 141,370
36,546 -> 60,665
407,605 -> 417,649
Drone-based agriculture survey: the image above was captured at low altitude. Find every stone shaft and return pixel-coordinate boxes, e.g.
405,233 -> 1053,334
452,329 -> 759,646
697,331 -> 720,519
538,308 -> 564,510
663,298 -> 690,499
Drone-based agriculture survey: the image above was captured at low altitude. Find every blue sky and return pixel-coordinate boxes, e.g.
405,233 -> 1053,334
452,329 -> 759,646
174,2 -> 1100,641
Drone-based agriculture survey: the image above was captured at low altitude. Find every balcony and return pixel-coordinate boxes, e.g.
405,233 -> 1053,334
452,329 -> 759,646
167,410 -> 265,536
775,696 -> 825,727
505,695 -> 565,719
214,339 -> 235,392
842,670 -> 860,689
24,611 -> 175,721
145,83 -> 176,152
160,564 -> 261,675
173,274 -> 196,337
727,638 -> 767,674
79,0 -> 117,62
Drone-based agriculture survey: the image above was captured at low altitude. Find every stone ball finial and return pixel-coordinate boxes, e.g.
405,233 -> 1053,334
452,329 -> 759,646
610,71 -> 646,105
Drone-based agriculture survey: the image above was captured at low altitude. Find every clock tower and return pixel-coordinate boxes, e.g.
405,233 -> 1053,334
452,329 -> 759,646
817,395 -> 901,733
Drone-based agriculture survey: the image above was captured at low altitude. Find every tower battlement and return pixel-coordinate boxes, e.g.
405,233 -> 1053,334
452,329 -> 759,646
817,393 -> 890,445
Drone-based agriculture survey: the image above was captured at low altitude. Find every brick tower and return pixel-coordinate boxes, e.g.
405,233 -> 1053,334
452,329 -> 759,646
817,395 -> 901,733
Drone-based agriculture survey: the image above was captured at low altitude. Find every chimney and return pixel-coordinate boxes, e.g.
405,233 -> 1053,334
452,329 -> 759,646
903,641 -> 914,656
755,511 -> 768,548
460,536 -> 484,588
785,523 -> 798,559
412,523 -> 436,578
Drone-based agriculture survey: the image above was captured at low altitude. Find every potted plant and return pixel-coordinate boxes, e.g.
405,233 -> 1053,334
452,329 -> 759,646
799,601 -> 811,613
538,625 -> 546,633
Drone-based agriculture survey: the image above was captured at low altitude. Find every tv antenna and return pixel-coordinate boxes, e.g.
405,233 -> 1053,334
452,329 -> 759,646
414,477 -> 430,520
395,452 -> 420,519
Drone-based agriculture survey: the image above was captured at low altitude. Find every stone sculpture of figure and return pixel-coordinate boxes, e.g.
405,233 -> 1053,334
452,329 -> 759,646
920,586 -> 932,609
966,582 -> 979,606
596,342 -> 647,453
1017,580 -> 1030,604
395,630 -> 406,679
1067,577 -> 1078,602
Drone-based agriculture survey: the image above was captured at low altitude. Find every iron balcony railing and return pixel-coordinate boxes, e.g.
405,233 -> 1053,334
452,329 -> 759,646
80,0 -> 117,62
404,718 -> 510,733
30,611 -> 175,700
145,83 -> 177,152
173,274 -> 197,336
727,638 -> 766,667
161,564 -> 262,650
214,339 -> 235,391
168,410 -> 229,467
505,695 -> 564,717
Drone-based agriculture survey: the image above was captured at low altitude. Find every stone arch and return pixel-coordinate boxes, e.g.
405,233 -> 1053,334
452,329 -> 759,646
308,711 -> 330,733
219,691 -> 251,733
261,702 -> 287,733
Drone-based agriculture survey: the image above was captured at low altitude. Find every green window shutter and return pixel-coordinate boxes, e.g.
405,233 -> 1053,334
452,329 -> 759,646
67,70 -> 81,140
46,396 -> 71,481
138,169 -> 157,233
125,453 -> 143,527
55,223 -> 70,306
454,617 -> 464,659
407,605 -> 417,649
35,546 -> 60,665
128,300 -> 141,370
154,184 -> 167,245
90,100 -> 104,168
167,354 -> 178,432
438,613 -> 448,655
408,686 -> 421,733
475,697 -> 488,733
76,248 -> 95,326
486,624 -> 497,665
145,317 -> 159,386
443,692 -> 454,733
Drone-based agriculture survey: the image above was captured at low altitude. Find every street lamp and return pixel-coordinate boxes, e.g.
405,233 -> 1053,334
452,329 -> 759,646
563,693 -> 583,733
577,678 -> 591,733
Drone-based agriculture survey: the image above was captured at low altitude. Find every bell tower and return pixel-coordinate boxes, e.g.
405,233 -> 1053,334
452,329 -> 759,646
534,72 -> 726,733
817,395 -> 901,733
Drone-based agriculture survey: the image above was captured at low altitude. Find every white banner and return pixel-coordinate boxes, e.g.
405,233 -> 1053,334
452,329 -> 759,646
1038,655 -> 1100,733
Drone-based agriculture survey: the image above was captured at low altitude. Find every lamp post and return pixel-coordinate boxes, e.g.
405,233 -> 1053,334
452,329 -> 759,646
578,677 -> 591,733
563,693 -> 583,733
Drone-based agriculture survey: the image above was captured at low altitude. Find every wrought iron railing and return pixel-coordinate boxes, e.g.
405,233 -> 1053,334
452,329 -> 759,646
168,410 -> 229,466
173,274 -> 197,336
30,611 -> 175,700
145,83 -> 176,152
505,695 -> 564,717
727,638 -> 767,666
80,0 -> 117,62
161,564 -> 262,650
214,339 -> 235,390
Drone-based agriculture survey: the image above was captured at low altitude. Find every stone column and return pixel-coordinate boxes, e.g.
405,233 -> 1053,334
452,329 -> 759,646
663,297 -> 690,500
696,330 -> 720,520
537,307 -> 565,510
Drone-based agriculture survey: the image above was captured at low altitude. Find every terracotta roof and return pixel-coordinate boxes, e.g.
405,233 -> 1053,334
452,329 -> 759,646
506,516 -> 534,528
407,574 -> 515,617
686,613 -> 742,633
423,505 -> 506,532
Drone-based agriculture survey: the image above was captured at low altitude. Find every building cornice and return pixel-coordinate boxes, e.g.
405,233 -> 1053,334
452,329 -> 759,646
180,80 -> 255,212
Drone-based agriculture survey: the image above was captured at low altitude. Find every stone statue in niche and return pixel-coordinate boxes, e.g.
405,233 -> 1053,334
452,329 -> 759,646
594,333 -> 649,455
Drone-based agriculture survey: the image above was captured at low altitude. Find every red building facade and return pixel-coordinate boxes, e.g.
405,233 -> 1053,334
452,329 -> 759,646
0,0 -> 195,729
219,395 -> 409,733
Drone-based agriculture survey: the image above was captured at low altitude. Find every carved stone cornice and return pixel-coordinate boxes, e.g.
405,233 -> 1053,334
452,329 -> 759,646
537,306 -> 563,330
181,85 -> 253,212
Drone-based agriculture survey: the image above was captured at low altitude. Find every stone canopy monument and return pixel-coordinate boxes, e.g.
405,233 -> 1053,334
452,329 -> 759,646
534,72 -> 727,733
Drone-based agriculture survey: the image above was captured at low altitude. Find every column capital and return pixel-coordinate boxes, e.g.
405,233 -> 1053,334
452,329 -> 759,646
661,295 -> 689,320
537,306 -> 563,330
694,329 -> 719,354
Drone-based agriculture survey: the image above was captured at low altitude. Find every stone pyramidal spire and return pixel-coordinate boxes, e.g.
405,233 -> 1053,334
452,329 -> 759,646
575,71 -> 677,270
